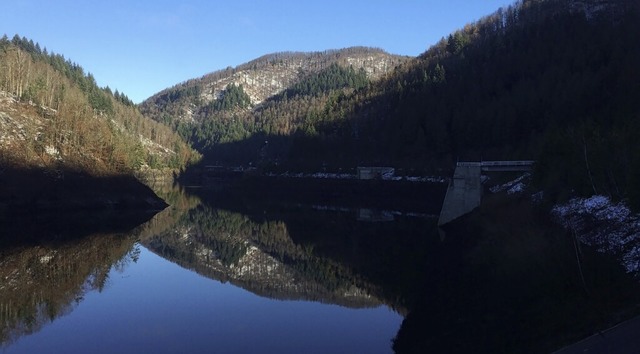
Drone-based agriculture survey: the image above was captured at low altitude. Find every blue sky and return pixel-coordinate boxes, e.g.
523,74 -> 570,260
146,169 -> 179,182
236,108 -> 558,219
2,0 -> 514,103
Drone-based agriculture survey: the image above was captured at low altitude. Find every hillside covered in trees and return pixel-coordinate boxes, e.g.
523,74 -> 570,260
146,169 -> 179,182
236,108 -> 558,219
0,35 -> 199,177
354,0 -> 640,207
141,0 -> 640,208
0,35 -> 202,210
139,47 -> 408,165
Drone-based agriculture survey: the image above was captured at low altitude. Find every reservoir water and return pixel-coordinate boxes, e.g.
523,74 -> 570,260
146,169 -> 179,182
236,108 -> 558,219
3,245 -> 401,354
1,183 -> 639,353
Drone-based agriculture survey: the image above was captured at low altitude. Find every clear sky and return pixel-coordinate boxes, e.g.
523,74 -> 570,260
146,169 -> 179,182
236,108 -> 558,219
1,0 -> 515,103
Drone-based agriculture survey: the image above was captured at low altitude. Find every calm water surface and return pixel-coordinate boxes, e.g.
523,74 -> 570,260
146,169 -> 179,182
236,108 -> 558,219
3,246 -> 400,354
1,187 -> 418,354
2,184 -> 640,353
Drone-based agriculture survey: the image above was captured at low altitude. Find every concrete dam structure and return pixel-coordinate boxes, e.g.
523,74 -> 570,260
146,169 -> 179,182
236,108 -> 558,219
438,161 -> 534,226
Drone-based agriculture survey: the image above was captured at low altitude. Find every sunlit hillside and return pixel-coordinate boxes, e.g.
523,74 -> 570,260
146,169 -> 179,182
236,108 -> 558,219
0,35 -> 199,177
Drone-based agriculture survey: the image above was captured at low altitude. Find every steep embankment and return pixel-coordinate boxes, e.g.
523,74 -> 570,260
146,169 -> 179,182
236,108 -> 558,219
0,35 -> 199,210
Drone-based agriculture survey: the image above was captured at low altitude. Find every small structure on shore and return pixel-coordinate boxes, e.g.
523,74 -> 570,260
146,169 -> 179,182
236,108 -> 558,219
438,161 -> 534,226
357,167 -> 395,180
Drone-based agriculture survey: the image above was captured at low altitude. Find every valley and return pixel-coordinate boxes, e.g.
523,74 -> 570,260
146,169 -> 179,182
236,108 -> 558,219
1,0 -> 640,353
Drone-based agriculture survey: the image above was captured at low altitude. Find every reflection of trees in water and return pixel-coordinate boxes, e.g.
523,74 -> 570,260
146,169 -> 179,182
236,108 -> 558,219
147,185 -> 439,312
0,233 -> 139,347
142,205 -> 386,308
148,182 -> 202,211
271,206 -> 439,315
0,184 -> 200,346
0,185 -> 200,347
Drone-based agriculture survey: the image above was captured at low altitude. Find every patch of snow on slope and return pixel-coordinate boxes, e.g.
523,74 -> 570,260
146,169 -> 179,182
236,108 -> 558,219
490,173 -> 530,194
264,171 -> 447,182
45,145 -> 61,160
552,195 -> 640,274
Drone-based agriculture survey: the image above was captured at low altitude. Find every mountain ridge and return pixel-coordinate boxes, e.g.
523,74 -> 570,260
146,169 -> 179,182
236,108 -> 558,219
140,0 -> 640,211
140,47 -> 409,125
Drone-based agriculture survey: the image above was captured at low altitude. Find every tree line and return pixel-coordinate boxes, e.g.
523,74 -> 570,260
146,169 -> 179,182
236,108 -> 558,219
137,0 -> 640,208
0,35 -> 200,174
350,0 -> 640,207
181,0 -> 640,209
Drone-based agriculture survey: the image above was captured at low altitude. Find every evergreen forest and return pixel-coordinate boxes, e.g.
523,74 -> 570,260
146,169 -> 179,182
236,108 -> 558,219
0,35 -> 199,176
141,0 -> 640,208
2,0 -> 639,209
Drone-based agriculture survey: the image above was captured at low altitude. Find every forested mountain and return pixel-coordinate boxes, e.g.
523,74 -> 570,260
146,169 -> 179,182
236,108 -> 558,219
345,0 -> 640,206
0,35 -> 199,177
142,0 -> 640,208
139,48 -> 408,162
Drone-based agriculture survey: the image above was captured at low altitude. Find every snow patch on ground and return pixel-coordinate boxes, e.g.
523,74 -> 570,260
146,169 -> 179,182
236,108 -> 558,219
267,172 -> 355,179
489,173 -> 530,194
552,195 -> 640,274
139,134 -> 175,157
389,176 -> 447,183
45,145 -> 61,160
265,171 -> 447,183
481,170 -> 640,274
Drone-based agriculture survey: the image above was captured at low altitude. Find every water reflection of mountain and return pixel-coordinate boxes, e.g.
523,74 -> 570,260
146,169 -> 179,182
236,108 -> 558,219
141,206 -> 385,309
0,226 -> 140,347
0,184 -> 196,349
0,182 -> 433,350
191,186 -> 640,353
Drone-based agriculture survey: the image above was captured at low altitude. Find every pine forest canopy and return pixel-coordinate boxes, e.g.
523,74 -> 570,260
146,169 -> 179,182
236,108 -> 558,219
139,0 -> 640,209
0,34 -> 200,176
1,0 -> 639,211
138,47 -> 409,162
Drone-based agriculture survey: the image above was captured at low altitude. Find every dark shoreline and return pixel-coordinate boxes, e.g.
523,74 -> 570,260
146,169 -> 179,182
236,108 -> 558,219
0,167 -> 168,249
0,167 -> 168,214
195,175 -> 448,214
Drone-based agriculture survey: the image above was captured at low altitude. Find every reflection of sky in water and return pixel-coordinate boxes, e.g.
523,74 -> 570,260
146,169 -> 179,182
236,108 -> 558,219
5,247 -> 401,354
